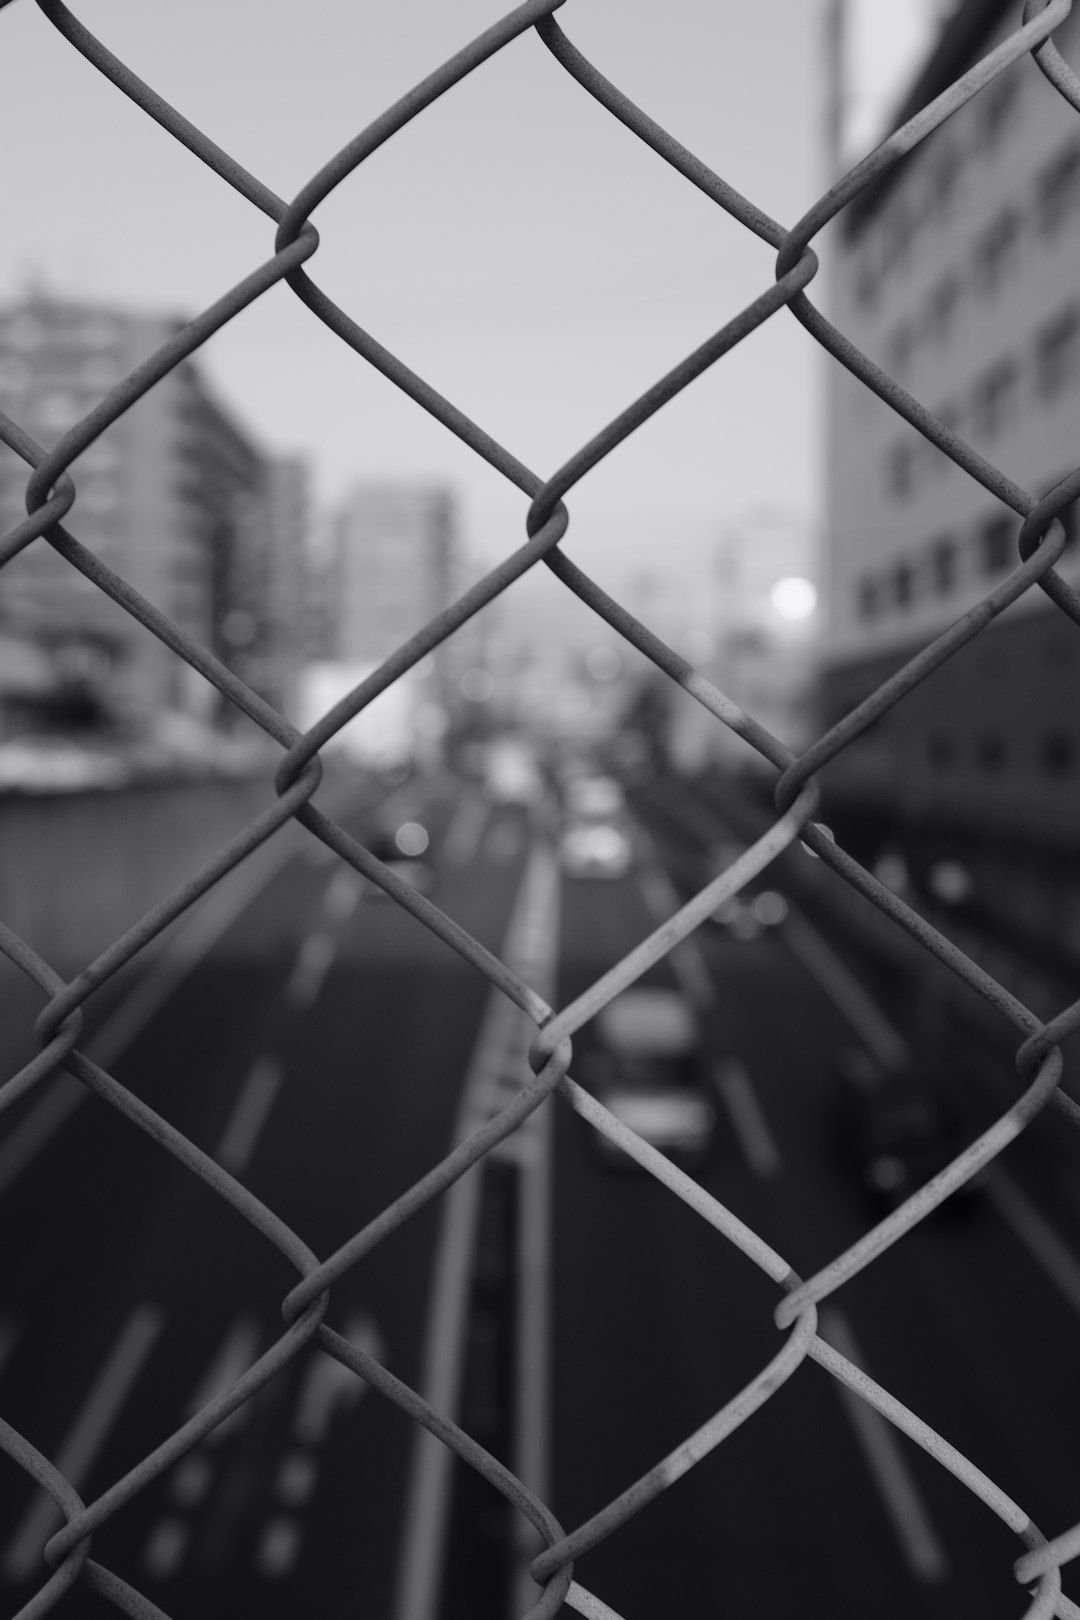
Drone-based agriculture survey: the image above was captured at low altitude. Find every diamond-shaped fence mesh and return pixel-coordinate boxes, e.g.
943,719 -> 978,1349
2,0 -> 1080,1615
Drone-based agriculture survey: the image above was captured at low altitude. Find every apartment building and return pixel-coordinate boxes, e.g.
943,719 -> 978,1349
823,0 -> 1080,962
0,296 -> 305,736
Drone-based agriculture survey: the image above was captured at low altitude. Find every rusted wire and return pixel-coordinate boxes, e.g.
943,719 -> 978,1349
0,1 -> 1078,1615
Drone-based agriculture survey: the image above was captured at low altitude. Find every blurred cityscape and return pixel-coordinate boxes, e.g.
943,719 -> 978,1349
7,5 -> 1080,1617
3,0 -> 1079,998
0,290 -> 820,792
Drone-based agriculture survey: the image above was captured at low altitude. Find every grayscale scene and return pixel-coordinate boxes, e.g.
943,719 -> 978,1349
1,0 -> 1078,1615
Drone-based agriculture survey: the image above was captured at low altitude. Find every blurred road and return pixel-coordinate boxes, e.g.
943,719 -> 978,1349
548,772 -> 1080,1618
0,772 -> 535,1617
1,767 -> 1080,1617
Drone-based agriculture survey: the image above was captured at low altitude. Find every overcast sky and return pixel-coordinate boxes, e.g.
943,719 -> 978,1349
0,0 -> 943,603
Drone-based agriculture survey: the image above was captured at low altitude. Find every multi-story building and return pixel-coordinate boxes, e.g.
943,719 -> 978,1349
329,481 -> 456,664
0,295 -> 305,736
823,0 -> 1080,968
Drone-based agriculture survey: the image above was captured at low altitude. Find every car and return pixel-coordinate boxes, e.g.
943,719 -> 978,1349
559,818 -> 633,879
563,774 -> 624,818
709,888 -> 788,939
360,819 -> 434,895
704,841 -> 789,937
831,1047 -> 980,1211
581,988 -> 716,1169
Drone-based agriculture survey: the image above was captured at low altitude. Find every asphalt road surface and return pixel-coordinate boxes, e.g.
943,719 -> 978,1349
1,766 -> 1079,1619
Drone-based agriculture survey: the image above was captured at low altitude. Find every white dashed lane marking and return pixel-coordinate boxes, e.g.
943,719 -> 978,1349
285,931 -> 336,1010
713,1060 -> 783,1179
214,1056 -> 286,1176
4,1304 -> 165,1583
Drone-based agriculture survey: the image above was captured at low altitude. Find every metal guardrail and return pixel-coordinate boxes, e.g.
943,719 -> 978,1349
3,1 -> 1080,1615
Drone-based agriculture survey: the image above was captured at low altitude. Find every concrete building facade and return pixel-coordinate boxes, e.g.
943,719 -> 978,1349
0,296 -> 306,737
823,0 -> 1080,967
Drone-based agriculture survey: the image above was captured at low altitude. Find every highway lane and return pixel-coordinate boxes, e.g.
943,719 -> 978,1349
547,783 -> 1080,1618
0,773 -> 535,1616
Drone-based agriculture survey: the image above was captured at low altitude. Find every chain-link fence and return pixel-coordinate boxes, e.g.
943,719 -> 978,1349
2,0 -> 1080,1614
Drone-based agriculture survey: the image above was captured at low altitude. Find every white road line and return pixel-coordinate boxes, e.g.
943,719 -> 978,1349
4,1303 -> 165,1583
184,1314 -> 262,1430
635,863 -> 714,1008
0,778 -> 372,1204
170,1453 -> 214,1508
781,910 -> 909,1071
819,1308 -> 949,1584
322,867 -> 363,921
284,932 -> 336,1011
486,818 -> 524,864
214,1056 -> 285,1175
393,842 -> 556,1620
986,1169 -> 1080,1317
444,788 -> 489,866
713,1060 -> 783,1179
275,1452 -> 318,1507
293,1310 -> 382,1446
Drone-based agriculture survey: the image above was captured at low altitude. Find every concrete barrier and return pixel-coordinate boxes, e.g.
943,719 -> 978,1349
0,774 -> 307,977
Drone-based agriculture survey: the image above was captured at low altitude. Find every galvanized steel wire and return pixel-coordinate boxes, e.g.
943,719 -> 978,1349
1,0 -> 1080,1614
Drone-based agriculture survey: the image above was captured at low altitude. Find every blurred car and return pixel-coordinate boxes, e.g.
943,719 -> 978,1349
563,774 -> 624,818
831,1047 -> 979,1210
0,735 -> 132,792
361,819 -> 434,894
582,988 -> 716,1169
560,818 -> 633,879
482,736 -> 545,806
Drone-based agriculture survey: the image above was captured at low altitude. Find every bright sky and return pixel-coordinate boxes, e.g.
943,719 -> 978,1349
0,0 -> 939,603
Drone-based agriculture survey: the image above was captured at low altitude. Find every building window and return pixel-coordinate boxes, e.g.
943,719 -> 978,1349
980,513 -> 1015,573
1035,305 -> 1080,399
981,72 -> 1021,148
886,440 -> 916,499
854,250 -> 878,309
929,534 -> 957,592
973,206 -> 1022,296
894,560 -> 915,608
1038,139 -> 1080,237
1042,731 -> 1074,777
933,400 -> 963,465
971,357 -> 1019,438
882,196 -> 913,267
